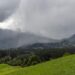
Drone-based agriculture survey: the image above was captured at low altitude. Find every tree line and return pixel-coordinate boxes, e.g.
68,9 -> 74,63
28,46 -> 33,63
0,47 -> 75,67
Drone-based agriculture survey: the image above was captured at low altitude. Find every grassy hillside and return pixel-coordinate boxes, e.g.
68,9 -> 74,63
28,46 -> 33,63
1,55 -> 75,75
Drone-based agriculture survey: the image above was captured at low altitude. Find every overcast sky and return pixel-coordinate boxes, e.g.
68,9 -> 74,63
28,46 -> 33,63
0,0 -> 19,22
0,0 -> 75,39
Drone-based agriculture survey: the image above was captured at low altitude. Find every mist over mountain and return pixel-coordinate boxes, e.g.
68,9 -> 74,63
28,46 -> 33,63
0,29 -> 58,49
20,34 -> 75,49
0,28 -> 75,49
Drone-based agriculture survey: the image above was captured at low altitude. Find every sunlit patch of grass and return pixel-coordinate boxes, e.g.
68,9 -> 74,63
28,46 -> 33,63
1,55 -> 75,75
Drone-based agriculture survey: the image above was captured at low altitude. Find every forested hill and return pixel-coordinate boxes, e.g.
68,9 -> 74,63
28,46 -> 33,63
0,47 -> 75,67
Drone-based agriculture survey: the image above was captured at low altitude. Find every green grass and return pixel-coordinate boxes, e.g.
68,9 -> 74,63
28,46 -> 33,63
0,55 -> 75,75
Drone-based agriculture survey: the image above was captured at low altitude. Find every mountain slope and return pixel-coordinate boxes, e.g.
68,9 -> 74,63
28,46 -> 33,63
0,55 -> 75,75
1,29 -> 75,49
0,29 -> 58,49
61,34 -> 75,47
22,34 -> 75,49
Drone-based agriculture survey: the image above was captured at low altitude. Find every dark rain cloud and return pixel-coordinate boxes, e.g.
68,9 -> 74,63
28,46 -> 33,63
0,0 -> 19,22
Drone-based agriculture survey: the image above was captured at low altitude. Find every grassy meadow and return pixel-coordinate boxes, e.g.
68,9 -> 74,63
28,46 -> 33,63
0,55 -> 75,75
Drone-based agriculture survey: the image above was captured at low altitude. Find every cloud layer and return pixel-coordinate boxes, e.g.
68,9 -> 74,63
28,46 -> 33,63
0,0 -> 19,22
1,0 -> 75,39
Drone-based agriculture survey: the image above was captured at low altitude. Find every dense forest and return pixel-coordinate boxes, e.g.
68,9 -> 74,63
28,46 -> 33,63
0,47 -> 75,67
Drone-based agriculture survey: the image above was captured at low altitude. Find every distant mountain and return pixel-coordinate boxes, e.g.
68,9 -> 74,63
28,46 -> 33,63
21,34 -> 75,49
1,29 -> 75,49
60,34 -> 75,47
0,29 -> 58,49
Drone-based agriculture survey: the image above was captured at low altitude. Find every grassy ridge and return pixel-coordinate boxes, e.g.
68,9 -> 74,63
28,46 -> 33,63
0,55 -> 75,75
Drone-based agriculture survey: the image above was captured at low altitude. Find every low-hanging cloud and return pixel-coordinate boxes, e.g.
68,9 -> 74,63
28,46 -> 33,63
3,0 -> 75,39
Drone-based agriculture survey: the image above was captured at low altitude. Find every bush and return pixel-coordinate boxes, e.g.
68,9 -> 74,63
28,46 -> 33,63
63,52 -> 71,57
